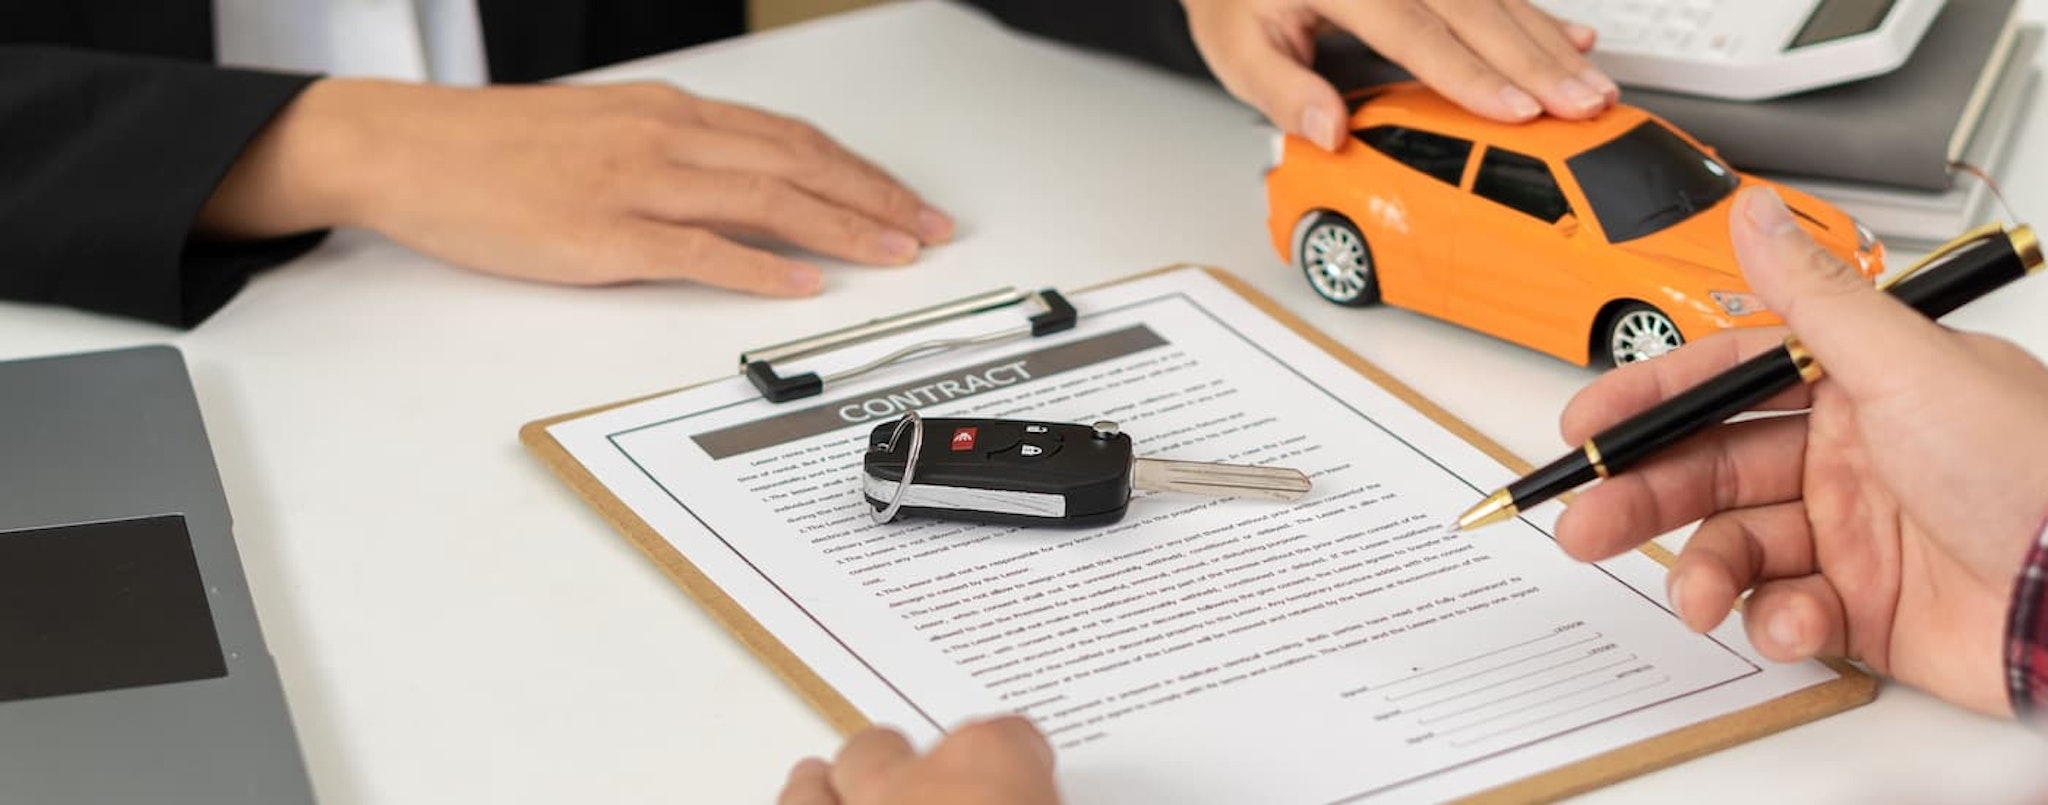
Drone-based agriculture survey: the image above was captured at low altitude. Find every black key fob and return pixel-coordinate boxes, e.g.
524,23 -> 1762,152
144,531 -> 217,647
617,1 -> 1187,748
862,416 -> 1134,526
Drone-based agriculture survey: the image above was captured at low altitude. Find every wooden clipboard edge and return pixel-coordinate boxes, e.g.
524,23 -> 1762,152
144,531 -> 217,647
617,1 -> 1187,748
1180,265 -> 1876,804
520,397 -> 873,736
517,263 -> 1876,795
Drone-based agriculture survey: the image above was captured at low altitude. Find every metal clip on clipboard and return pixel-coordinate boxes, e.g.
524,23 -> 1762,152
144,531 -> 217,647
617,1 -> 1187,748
739,287 -> 1077,402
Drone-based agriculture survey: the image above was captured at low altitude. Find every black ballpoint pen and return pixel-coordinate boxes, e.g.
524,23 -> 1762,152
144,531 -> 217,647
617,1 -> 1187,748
1458,223 -> 2044,531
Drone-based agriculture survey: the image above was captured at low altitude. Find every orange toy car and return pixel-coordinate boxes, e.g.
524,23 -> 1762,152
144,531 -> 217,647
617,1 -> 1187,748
1266,82 -> 1885,367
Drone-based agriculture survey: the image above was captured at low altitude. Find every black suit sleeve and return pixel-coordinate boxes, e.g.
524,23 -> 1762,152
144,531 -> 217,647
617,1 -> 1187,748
950,2 -> 1404,98
953,0 -> 1215,80
0,45 -> 327,328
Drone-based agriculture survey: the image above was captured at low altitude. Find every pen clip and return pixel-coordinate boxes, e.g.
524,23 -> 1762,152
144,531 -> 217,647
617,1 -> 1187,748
1878,223 -> 2009,291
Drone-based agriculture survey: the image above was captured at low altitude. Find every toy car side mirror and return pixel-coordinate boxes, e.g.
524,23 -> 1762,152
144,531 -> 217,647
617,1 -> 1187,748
1554,213 -> 1581,238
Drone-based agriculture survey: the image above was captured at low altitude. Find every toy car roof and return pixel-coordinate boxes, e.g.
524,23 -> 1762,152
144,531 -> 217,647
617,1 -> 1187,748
1344,82 -> 1659,160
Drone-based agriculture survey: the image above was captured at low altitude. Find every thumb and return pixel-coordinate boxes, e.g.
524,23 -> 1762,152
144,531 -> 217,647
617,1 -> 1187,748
939,715 -> 1055,774
1192,22 -> 1347,151
1260,66 -> 1347,154
1732,186 -> 1955,396
1287,82 -> 1350,154
931,715 -> 1062,802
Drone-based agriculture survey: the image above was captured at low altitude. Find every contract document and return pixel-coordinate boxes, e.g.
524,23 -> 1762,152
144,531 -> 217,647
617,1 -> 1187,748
540,268 -> 1853,803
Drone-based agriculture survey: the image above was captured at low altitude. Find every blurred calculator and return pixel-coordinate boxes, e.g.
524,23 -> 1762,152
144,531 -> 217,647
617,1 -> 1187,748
1536,0 -> 1945,100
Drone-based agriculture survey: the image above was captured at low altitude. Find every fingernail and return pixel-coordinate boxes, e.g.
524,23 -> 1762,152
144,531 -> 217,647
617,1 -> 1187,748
1579,68 -> 1619,102
1565,22 -> 1597,45
1665,572 -> 1687,621
1301,106 -> 1340,152
1767,613 -> 1806,655
876,230 -> 920,263
917,207 -> 954,243
786,265 -> 824,294
1743,187 -> 1799,237
1498,86 -> 1541,120
789,757 -> 829,780
1556,76 -> 1603,112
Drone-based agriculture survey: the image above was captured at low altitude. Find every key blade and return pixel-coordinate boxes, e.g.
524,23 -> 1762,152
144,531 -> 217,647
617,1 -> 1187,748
1131,458 -> 1312,502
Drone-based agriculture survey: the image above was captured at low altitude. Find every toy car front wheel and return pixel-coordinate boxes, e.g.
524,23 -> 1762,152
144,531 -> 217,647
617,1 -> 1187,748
1296,213 -> 1379,307
1602,303 -> 1684,367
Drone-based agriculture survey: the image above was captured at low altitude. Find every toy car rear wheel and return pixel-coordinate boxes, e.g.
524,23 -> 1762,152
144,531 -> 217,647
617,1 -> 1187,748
1603,303 -> 1684,367
1296,213 -> 1379,307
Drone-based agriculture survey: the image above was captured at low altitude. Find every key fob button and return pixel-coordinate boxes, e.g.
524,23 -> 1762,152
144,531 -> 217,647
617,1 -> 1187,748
1020,424 -> 1063,443
992,440 -> 1060,462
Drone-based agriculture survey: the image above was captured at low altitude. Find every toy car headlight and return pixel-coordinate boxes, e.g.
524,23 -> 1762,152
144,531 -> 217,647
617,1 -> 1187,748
1852,218 -> 1878,252
1709,290 -> 1767,317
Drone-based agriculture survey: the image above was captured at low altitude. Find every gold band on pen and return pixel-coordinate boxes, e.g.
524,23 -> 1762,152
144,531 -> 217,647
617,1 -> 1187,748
1584,440 -> 1609,479
2015,225 -> 2041,274
1785,336 -> 1824,384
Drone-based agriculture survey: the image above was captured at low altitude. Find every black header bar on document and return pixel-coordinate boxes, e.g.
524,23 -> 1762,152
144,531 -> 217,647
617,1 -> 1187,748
696,325 -> 1168,460
740,287 -> 1077,403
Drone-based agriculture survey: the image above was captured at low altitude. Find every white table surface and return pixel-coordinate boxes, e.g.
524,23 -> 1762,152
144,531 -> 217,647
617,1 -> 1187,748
5,1 -> 2045,802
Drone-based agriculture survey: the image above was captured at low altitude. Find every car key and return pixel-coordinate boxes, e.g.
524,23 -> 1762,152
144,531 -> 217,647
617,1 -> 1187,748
861,412 -> 1311,526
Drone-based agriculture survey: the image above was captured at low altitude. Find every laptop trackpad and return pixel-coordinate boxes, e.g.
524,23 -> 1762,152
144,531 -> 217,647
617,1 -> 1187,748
0,515 -> 228,702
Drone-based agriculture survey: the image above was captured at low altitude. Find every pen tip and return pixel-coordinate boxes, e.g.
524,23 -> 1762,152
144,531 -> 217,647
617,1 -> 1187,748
1457,489 -> 1519,531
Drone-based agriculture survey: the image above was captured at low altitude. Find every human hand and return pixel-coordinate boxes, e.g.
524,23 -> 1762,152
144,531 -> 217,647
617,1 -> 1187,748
776,716 -> 1060,805
198,78 -> 953,297
1554,187 -> 2048,716
1181,0 -> 1617,150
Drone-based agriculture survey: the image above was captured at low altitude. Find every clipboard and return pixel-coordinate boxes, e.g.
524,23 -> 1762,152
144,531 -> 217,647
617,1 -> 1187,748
520,265 -> 1875,803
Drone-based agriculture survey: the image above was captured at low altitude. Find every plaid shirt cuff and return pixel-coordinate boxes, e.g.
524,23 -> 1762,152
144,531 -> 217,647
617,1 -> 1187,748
2006,525 -> 2048,718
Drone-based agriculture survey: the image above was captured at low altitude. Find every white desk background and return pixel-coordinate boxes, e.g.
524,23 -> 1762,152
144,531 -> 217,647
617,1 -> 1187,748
4,2 -> 2043,801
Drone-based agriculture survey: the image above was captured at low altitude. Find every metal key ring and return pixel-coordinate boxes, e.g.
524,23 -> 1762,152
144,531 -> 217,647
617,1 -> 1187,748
870,410 -> 924,524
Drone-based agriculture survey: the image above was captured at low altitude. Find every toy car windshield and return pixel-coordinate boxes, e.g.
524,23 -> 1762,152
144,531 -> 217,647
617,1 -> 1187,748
1566,121 -> 1740,244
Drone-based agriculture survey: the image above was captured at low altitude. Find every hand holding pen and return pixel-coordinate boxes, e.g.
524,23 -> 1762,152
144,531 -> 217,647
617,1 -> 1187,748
1464,188 -> 2048,716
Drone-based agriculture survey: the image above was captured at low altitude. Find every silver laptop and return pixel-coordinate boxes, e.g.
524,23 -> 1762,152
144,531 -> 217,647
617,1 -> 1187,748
0,345 -> 315,804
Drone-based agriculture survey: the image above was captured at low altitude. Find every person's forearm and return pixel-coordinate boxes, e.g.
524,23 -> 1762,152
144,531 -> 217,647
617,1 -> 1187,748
2006,524 -> 2048,718
197,78 -> 398,238
199,76 -> 953,297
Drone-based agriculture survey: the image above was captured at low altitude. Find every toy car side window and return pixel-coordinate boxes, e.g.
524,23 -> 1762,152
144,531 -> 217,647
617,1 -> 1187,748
1354,126 -> 1471,186
1472,147 -> 1571,224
